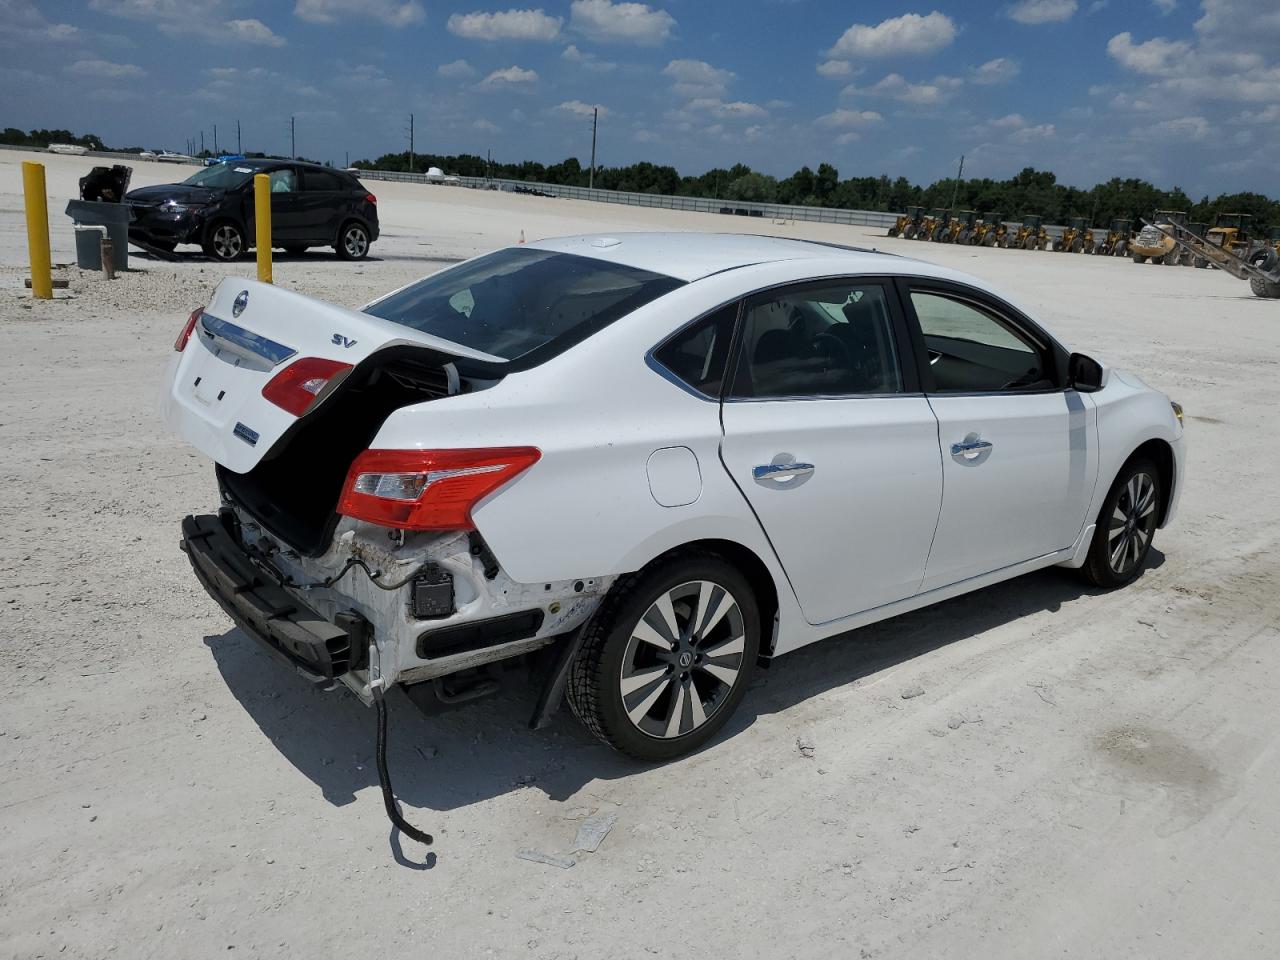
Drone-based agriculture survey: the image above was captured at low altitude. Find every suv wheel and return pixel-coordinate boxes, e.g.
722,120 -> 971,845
202,221 -> 245,262
567,554 -> 760,761
336,221 -> 370,260
1079,458 -> 1162,588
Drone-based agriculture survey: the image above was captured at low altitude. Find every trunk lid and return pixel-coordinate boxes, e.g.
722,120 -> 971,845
163,278 -> 495,474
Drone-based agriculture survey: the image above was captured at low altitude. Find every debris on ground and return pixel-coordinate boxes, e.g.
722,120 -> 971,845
901,685 -> 926,700
796,735 -> 816,759
517,849 -> 577,869
574,813 -> 618,853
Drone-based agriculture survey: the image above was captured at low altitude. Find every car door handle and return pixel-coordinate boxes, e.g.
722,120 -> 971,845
753,462 -> 815,482
950,437 -> 994,462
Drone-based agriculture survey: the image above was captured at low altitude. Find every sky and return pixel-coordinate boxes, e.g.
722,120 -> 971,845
2,0 -> 1279,197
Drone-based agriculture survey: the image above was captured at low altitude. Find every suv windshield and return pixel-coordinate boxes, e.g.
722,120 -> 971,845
181,164 -> 256,190
365,248 -> 684,362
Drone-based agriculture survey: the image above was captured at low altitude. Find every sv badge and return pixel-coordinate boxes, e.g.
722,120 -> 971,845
331,334 -> 358,349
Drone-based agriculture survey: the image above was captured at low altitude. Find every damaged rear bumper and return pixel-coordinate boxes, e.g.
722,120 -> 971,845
180,512 -> 367,682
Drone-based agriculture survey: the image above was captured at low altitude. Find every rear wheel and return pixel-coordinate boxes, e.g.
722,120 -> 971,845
903,224 -> 917,240
336,221 -> 370,260
1114,240 -> 1128,257
887,226 -> 899,238
567,554 -> 760,761
1079,459 -> 1162,589
202,221 -> 245,262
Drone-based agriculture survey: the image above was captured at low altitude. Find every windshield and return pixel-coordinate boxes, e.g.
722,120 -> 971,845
365,248 -> 684,362
181,164 -> 256,190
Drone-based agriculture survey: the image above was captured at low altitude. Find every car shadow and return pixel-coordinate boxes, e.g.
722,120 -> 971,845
203,552 -> 1163,821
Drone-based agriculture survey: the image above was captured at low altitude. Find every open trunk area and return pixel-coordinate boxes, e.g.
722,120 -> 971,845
219,346 -> 470,556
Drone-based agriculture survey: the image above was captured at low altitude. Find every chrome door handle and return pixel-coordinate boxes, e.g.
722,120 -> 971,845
950,437 -> 993,462
753,462 -> 815,482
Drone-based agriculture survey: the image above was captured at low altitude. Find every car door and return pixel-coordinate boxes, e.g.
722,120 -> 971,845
718,278 -> 944,625
901,280 -> 1096,591
298,168 -> 347,244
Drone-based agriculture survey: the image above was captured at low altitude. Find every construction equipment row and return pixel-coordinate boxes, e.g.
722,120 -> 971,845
886,207 -> 1280,267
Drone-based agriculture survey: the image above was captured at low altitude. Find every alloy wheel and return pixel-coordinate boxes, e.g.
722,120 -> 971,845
618,580 -> 746,740
1108,471 -> 1158,575
343,225 -> 369,258
212,225 -> 242,260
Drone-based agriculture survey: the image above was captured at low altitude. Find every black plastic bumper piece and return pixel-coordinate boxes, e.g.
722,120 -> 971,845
180,513 -> 360,681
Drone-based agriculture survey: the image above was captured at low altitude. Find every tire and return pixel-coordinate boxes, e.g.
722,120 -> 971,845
1114,241 -> 1128,257
887,227 -> 899,238
903,224 -> 917,240
1194,257 -> 1208,269
283,244 -> 308,255
1132,253 -> 1144,263
1162,251 -> 1180,266
956,230 -> 971,245
566,553 -> 761,761
984,232 -> 998,247
1023,237 -> 1036,251
335,221 -> 371,260
202,221 -> 245,262
1251,276 -> 1280,298
1079,458 -> 1162,589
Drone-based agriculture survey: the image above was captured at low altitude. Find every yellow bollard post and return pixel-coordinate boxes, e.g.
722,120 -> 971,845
22,161 -> 53,300
254,173 -> 272,284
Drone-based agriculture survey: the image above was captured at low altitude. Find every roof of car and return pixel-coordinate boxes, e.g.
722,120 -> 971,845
527,232 -> 906,283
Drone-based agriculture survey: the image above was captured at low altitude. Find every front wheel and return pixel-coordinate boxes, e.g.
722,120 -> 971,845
202,221 -> 245,262
567,554 -> 760,761
336,221 -> 370,260
1079,459 -> 1162,589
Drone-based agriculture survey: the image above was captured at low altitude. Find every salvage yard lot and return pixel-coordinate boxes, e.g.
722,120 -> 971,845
2,149 -> 1279,959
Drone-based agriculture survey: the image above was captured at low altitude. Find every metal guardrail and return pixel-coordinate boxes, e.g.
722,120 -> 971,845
0,143 -> 203,165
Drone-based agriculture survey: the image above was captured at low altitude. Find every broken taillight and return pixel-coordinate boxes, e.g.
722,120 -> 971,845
261,357 -> 353,416
337,447 -> 541,531
175,306 -> 202,351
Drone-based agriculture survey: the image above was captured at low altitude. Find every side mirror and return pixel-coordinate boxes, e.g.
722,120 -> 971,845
1068,352 -> 1106,392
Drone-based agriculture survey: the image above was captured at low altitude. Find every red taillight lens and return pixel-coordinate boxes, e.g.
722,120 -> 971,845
338,447 -> 541,531
261,357 -> 353,416
175,307 -> 202,351
365,193 -> 377,204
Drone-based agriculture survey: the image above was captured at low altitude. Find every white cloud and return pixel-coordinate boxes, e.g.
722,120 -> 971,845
828,11 -> 956,58
633,129 -> 659,142
1152,0 -> 1176,12
334,62 -> 391,89
993,113 -> 1027,128
845,72 -> 963,105
478,64 -> 539,87
1010,122 -> 1056,141
569,0 -> 674,45
294,0 -> 424,27
686,98 -> 766,119
1007,0 -> 1077,24
835,132 -> 861,145
1141,115 -> 1211,139
816,59 -> 852,77
447,8 -> 563,41
561,44 -> 617,70
89,1 -> 286,45
556,99 -> 608,118
65,58 -> 146,79
473,118 -> 501,133
437,58 -> 476,78
971,57 -> 1020,85
1106,32 -> 1191,75
662,58 -> 733,98
817,108 -> 884,128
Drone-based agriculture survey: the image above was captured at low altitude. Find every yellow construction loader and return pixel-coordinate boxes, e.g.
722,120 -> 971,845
1138,216 -> 1280,298
1206,213 -> 1253,256
921,208 -> 951,241
938,210 -> 978,244
972,212 -> 1006,247
1007,214 -> 1048,250
1130,210 -> 1186,264
888,206 -> 925,238
1096,219 -> 1132,256
1053,217 -> 1097,254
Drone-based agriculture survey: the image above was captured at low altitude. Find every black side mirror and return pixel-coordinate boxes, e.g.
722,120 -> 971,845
1068,352 -> 1105,392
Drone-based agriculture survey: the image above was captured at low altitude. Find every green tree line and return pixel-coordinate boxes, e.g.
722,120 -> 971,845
358,150 -> 1280,230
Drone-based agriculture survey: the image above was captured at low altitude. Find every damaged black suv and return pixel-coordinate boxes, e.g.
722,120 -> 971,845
126,158 -> 379,262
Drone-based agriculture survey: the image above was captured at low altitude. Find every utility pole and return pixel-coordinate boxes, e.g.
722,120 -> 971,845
200,130 -> 204,155
408,113 -> 415,173
345,151 -> 349,169
237,119 -> 241,154
213,124 -> 218,154
290,116 -> 296,159
589,106 -> 598,190
487,148 -> 492,180
949,154 -> 964,210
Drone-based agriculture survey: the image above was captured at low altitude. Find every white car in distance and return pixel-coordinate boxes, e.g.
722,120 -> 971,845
168,233 -> 1185,762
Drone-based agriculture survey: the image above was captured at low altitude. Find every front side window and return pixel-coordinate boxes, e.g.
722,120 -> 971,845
365,248 -> 684,362
269,169 -> 296,193
729,281 -> 903,399
910,290 -> 1052,393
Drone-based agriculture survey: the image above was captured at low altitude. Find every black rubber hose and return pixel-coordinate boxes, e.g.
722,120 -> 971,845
373,686 -> 433,847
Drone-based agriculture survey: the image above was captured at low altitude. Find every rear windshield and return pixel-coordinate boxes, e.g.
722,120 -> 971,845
365,248 -> 684,363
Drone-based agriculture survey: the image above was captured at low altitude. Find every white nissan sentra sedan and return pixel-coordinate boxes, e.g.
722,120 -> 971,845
168,233 -> 1185,763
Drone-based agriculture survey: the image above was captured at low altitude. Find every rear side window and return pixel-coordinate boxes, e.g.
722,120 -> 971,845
304,170 -> 346,192
652,302 -> 739,398
366,248 -> 684,363
729,281 -> 903,398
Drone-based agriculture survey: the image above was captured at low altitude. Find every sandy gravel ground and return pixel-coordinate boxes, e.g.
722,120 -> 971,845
2,150 -> 1279,959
